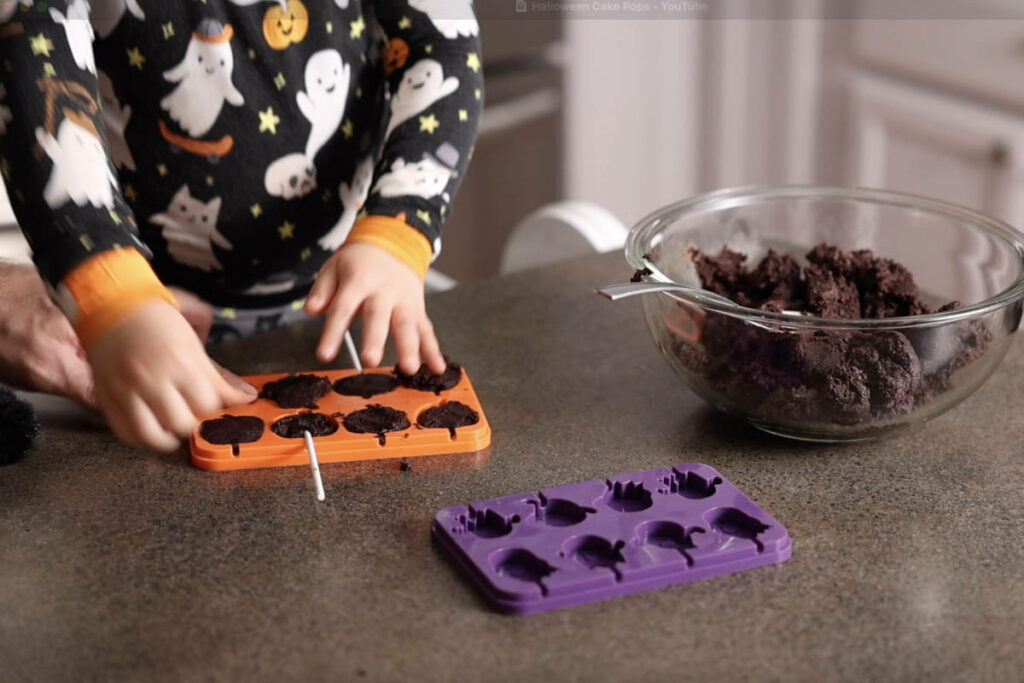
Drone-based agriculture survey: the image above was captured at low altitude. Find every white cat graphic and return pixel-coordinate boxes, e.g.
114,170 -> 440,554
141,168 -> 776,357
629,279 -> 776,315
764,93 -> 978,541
264,152 -> 316,200
161,20 -> 244,138
90,0 -> 145,39
50,0 -> 96,74
385,59 -> 459,140
36,117 -> 117,209
296,49 -> 349,160
408,0 -> 479,40
319,156 -> 374,252
373,155 -> 454,201
97,71 -> 135,171
150,185 -> 232,271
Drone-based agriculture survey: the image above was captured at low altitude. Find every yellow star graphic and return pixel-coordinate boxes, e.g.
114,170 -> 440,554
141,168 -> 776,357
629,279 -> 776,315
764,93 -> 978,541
80,234 -> 94,251
258,106 -> 280,134
273,73 -> 286,90
416,210 -> 432,225
355,87 -> 362,99
126,47 -> 146,69
300,247 -> 312,261
42,62 -> 56,77
466,52 -> 481,73
325,21 -> 333,34
424,44 -> 433,54
458,109 -> 468,122
290,299 -> 305,310
341,118 -> 354,139
419,114 -> 440,134
162,22 -> 174,40
278,221 -> 295,239
474,88 -> 481,100
398,16 -> 412,29
250,203 -> 262,218
156,163 -> 168,177
205,175 -> 215,186
220,308 -> 237,320
122,185 -> 137,202
349,15 -> 365,38
248,48 -> 257,60
356,208 -> 369,221
29,33 -> 54,57
108,209 -> 122,225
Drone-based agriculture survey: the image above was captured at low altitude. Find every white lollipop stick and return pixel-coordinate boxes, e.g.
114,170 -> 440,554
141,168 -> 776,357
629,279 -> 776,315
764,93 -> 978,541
303,429 -> 325,502
344,330 -> 363,373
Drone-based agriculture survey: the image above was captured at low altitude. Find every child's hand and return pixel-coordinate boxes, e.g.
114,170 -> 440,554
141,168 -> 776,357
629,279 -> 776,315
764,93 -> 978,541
87,299 -> 258,452
304,242 -> 445,375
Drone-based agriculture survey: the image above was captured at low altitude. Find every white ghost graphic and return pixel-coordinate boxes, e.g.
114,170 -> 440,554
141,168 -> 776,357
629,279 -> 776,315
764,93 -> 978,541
319,156 -> 374,252
408,0 -> 479,40
90,0 -> 145,39
373,155 -> 454,201
36,118 -> 117,209
264,153 -> 317,200
226,0 -> 288,6
97,71 -> 135,172
50,0 -> 96,74
334,0 -> 350,9
150,184 -> 232,271
161,21 -> 244,138
296,49 -> 350,160
385,59 -> 458,140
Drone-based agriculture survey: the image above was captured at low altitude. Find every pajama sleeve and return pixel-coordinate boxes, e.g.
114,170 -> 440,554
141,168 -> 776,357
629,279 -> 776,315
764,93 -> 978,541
345,0 -> 483,277
0,2 -> 174,347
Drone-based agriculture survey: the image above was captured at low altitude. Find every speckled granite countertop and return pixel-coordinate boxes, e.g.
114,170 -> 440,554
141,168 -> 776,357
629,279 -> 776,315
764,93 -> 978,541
2,253 -> 1023,682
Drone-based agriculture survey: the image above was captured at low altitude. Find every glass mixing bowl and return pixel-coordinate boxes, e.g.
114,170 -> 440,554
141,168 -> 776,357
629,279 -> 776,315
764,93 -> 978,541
625,186 -> 1024,441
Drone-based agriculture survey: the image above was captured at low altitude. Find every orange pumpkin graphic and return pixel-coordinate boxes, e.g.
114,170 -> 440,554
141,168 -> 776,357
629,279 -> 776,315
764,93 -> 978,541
383,37 -> 410,75
263,0 -> 309,50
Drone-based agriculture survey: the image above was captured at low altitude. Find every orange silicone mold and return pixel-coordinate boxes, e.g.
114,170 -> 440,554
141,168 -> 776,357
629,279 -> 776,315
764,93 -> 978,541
190,367 -> 491,471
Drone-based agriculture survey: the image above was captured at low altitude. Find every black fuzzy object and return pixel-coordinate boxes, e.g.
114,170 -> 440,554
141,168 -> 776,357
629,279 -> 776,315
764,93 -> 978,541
0,385 -> 38,465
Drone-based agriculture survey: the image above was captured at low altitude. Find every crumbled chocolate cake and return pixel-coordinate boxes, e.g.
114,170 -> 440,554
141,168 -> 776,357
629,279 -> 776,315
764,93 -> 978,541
417,401 -> 479,437
673,243 -> 992,427
271,412 -> 339,439
342,404 -> 410,445
333,373 -> 399,399
200,415 -> 264,452
395,357 -> 462,394
259,374 -> 332,409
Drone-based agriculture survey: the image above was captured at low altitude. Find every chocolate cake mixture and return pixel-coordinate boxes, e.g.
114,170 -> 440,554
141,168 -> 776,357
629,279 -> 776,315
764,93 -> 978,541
342,404 -> 411,445
259,374 -> 332,409
199,415 -> 264,449
271,412 -> 339,439
333,373 -> 399,399
670,244 -> 992,427
396,357 -> 463,394
418,401 -> 479,436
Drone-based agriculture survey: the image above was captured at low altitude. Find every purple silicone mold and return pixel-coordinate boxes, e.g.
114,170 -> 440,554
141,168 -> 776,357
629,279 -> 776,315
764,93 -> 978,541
432,463 -> 791,614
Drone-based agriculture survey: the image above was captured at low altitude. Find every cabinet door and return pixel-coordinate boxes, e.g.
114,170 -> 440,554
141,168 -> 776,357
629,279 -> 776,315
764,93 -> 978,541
848,72 -> 1024,229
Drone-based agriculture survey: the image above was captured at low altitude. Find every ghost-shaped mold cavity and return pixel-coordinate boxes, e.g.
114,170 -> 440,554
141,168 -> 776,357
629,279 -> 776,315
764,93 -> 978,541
663,469 -> 722,499
635,520 -> 705,566
489,548 -> 556,596
459,507 -> 519,539
536,496 -> 595,527
603,479 -> 653,513
706,507 -> 771,552
561,535 -> 626,581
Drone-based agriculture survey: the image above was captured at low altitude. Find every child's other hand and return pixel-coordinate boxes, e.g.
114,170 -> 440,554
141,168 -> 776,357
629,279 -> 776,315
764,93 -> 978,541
87,300 -> 258,452
304,243 -> 445,375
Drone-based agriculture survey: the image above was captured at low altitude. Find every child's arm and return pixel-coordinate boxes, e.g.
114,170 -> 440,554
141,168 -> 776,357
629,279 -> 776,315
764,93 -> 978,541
305,0 -> 483,375
0,5 -> 253,451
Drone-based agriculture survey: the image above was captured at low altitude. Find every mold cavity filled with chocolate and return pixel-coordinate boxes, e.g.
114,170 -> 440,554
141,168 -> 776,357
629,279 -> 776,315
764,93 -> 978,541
271,412 -> 339,439
417,401 -> 479,437
199,415 -> 264,455
342,404 -> 410,445
332,373 -> 399,399
259,374 -> 332,409
395,357 -> 462,394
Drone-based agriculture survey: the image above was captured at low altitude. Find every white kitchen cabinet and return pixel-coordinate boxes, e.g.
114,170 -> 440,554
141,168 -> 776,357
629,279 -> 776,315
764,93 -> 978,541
847,72 -> 1024,230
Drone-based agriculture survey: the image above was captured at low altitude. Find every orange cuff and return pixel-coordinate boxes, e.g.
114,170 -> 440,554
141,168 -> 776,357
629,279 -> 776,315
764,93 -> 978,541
56,248 -> 178,348
344,214 -> 433,279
